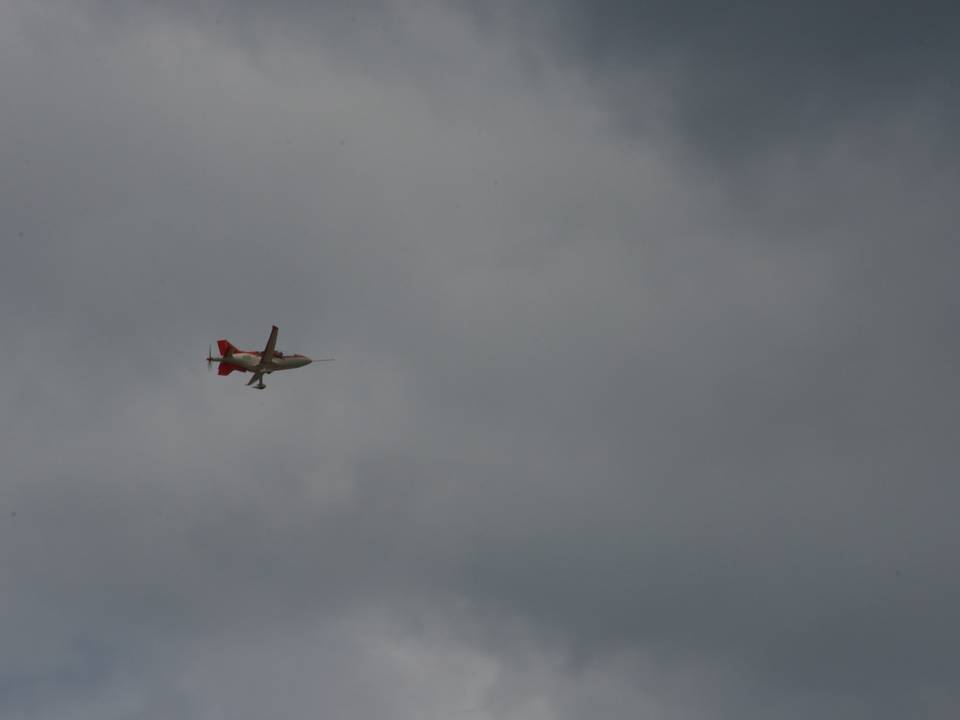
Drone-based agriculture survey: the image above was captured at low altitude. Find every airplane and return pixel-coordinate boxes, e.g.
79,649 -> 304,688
206,325 -> 331,389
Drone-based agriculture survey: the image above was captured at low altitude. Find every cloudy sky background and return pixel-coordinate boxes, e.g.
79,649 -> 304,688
2,1 -> 958,717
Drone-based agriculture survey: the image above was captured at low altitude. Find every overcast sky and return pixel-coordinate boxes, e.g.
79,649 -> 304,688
2,1 -> 958,718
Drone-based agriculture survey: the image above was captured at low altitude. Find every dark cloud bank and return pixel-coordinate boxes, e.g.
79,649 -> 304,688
1,1 -> 958,718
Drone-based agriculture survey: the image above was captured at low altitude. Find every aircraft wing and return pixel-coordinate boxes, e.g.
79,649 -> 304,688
259,325 -> 279,367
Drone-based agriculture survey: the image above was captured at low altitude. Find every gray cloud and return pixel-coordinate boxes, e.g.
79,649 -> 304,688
2,1 -> 958,718
458,0 -> 960,161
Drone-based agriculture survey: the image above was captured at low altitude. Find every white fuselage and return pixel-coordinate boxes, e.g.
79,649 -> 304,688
219,352 -> 312,373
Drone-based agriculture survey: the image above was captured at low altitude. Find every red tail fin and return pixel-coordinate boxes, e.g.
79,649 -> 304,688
217,362 -> 236,376
217,339 -> 237,357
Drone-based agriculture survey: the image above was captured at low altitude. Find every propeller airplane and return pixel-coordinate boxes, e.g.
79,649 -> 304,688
206,325 -> 331,389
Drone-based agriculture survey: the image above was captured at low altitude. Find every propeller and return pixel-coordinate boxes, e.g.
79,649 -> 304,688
206,344 -> 214,372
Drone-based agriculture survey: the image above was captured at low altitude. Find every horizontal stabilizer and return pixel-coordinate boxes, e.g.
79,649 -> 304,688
218,362 -> 236,376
